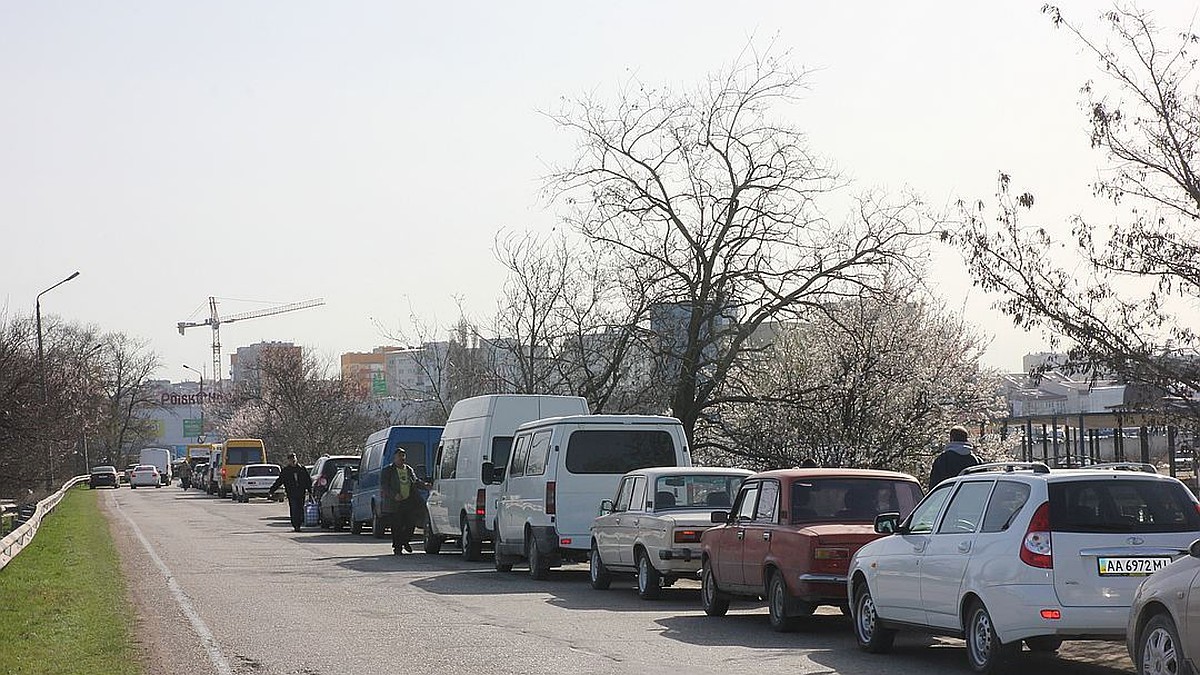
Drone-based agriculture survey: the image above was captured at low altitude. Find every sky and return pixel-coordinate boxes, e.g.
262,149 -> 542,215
3,1 -> 1196,383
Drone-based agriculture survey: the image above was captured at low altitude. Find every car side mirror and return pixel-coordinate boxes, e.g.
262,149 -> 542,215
599,499 -> 614,516
1190,539 -> 1200,559
480,462 -> 495,486
710,511 -> 729,524
874,512 -> 901,535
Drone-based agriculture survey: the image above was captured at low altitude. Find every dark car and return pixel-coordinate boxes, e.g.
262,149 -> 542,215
318,466 -> 357,530
699,468 -> 924,632
88,466 -> 120,489
309,454 -> 361,502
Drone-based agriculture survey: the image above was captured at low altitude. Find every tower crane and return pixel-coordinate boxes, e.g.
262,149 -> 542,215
177,297 -> 325,382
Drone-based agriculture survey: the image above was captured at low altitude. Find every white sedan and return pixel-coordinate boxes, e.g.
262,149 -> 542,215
589,466 -> 752,599
129,465 -> 162,488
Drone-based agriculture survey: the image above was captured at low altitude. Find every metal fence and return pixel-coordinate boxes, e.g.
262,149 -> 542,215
0,475 -> 89,571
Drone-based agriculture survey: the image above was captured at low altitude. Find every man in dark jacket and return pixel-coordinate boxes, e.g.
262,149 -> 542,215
380,448 -> 430,555
929,426 -> 981,487
269,453 -> 312,532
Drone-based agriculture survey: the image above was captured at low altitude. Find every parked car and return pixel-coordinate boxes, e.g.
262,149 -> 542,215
1128,538 -> 1200,675
129,465 -> 162,488
122,463 -> 139,484
492,414 -> 693,579
88,466 -> 120,489
700,467 -> 923,632
318,466 -> 357,530
188,463 -> 209,492
309,454 -> 361,502
232,464 -> 282,502
849,462 -> 1200,673
590,467 -> 752,598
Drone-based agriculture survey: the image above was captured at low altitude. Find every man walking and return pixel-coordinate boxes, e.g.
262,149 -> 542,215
380,448 -> 429,555
929,425 -> 981,487
269,453 -> 312,532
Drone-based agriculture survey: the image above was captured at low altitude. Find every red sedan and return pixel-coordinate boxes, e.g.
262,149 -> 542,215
699,467 -> 923,631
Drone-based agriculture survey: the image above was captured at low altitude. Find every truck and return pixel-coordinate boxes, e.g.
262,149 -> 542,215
138,447 -> 173,485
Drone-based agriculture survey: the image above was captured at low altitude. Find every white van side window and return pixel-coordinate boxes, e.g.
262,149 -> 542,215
525,430 -> 552,476
440,439 -> 460,479
509,435 -> 531,477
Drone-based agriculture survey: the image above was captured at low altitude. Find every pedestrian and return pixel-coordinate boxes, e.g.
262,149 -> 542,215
381,448 -> 430,555
268,453 -> 312,532
929,425 -> 981,487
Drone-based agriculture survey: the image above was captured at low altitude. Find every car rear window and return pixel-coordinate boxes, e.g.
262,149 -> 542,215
226,447 -> 264,465
565,430 -> 677,475
247,466 -> 280,477
654,474 -> 747,510
1049,479 -> 1200,533
790,478 -> 924,524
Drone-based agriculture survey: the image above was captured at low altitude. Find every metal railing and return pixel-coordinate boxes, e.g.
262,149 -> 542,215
0,475 -> 89,571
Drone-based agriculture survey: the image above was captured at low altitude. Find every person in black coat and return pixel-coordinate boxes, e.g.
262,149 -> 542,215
929,426 -> 981,487
269,453 -> 313,532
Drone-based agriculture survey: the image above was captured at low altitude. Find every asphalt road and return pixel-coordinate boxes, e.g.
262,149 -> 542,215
101,486 -> 1138,675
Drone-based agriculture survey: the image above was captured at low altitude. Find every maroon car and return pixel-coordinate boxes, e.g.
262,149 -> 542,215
699,468 -> 923,631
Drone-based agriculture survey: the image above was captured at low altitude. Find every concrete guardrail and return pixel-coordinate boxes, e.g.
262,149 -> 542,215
0,475 -> 90,571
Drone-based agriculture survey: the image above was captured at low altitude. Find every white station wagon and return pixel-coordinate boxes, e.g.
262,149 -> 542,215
589,466 -> 752,599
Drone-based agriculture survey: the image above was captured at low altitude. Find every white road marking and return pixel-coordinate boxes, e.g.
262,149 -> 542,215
112,494 -> 233,675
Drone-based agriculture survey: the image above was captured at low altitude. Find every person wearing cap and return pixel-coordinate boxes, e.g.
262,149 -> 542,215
380,448 -> 430,555
929,425 -> 981,487
269,453 -> 313,532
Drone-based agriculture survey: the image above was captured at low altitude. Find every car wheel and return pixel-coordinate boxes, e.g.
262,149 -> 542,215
423,517 -> 443,554
965,600 -> 1017,673
767,571 -> 799,632
853,583 -> 895,653
636,550 -> 662,600
131,484 -> 136,489
494,527 -> 514,572
527,536 -> 549,580
371,507 -> 386,538
589,542 -> 611,590
1024,636 -> 1063,653
700,558 -> 730,617
350,517 -> 363,535
461,519 -> 482,562
1139,612 -> 1185,675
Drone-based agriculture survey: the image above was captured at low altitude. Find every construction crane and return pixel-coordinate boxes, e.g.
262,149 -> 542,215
177,297 -> 325,382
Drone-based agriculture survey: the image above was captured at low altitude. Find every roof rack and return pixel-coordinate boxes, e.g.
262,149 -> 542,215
959,462 -> 1051,476
1088,462 -> 1159,474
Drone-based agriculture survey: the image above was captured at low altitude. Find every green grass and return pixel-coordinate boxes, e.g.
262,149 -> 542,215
0,487 -> 139,675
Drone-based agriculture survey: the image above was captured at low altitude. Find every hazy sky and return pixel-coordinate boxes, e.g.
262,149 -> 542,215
3,2 -> 1194,383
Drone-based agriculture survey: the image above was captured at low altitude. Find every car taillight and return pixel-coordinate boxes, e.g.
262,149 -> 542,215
475,488 -> 486,516
221,467 -> 227,478
546,481 -> 556,515
814,547 -> 849,560
674,529 -> 702,544
1020,501 -> 1053,569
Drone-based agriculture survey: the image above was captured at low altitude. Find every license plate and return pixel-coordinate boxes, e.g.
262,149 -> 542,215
1097,556 -> 1171,576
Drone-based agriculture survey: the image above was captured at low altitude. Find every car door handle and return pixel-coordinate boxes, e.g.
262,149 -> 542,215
958,541 -> 972,553
613,518 -> 620,525
737,530 -> 745,540
912,543 -> 926,553
762,531 -> 771,541
632,519 -> 639,526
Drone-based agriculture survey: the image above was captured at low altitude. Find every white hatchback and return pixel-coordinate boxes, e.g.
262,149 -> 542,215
848,462 -> 1200,673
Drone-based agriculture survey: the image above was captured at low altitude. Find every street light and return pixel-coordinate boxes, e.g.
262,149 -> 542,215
36,271 -> 81,489
182,363 -> 205,442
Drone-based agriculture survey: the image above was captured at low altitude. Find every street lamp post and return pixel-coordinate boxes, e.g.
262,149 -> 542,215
36,271 -> 81,489
182,364 -> 205,442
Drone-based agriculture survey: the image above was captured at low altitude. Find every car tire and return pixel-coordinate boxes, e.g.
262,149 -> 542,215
461,519 -> 483,562
424,518 -> 443,555
351,517 -> 363,535
131,484 -> 136,489
1024,636 -> 1063,653
636,550 -> 662,600
527,535 -> 550,580
767,571 -> 799,632
700,558 -> 730,617
965,600 -> 1017,673
589,542 -> 612,590
371,506 -> 386,538
853,584 -> 895,654
1138,612 -> 1186,675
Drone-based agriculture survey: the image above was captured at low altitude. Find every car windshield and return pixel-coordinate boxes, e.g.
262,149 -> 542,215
653,474 -> 746,510
790,477 -> 923,524
1049,479 -> 1200,533
246,465 -> 280,477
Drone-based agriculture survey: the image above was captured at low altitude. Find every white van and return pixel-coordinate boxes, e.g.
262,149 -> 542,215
490,414 -> 692,579
424,395 -> 589,560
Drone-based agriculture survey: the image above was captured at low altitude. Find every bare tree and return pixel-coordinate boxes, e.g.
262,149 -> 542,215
548,49 -> 927,444
955,6 -> 1200,418
92,331 -> 161,465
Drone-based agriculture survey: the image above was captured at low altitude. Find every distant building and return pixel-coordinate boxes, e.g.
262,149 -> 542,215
230,341 -> 301,384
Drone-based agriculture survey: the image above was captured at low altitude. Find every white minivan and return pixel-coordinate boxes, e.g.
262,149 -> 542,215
424,394 -> 589,561
490,414 -> 692,579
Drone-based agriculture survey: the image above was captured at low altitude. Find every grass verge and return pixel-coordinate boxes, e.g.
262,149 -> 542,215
0,487 -> 138,675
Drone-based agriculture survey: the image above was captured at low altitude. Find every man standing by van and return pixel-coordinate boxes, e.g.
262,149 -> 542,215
381,449 -> 429,554
269,453 -> 313,532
